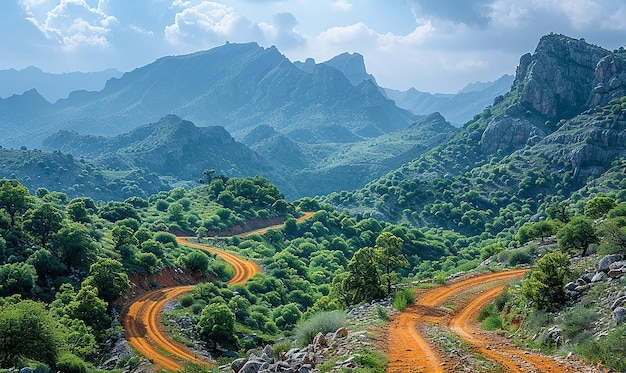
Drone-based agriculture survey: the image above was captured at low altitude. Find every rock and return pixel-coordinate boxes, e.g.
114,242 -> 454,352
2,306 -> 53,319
312,332 -> 327,350
262,344 -> 274,359
580,272 -> 594,283
19,368 -> 33,373
576,278 -> 587,287
333,327 -> 349,339
609,260 -> 626,270
239,359 -> 267,373
613,307 -> 626,325
231,358 -> 248,373
544,327 -> 562,346
608,268 -> 625,279
597,254 -> 623,273
480,104 -> 546,154
565,282 -> 577,291
618,287 -> 626,298
592,272 -> 608,282
223,350 -> 239,358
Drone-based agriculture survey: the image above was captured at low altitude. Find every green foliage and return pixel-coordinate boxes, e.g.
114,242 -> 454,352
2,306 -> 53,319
182,251 -> 210,273
0,179 -> 34,226
197,303 -> 236,349
22,203 -> 64,246
294,311 -> 347,346
52,223 -> 97,269
375,232 -> 408,294
376,306 -> 389,321
0,300 -> 60,367
584,196 -> 616,218
56,352 -> 89,373
521,252 -> 570,311
557,216 -> 598,256
154,231 -> 178,247
64,284 -> 110,332
83,258 -> 130,305
392,288 -> 415,311
98,201 -> 139,222
0,262 -> 37,297
508,250 -> 531,266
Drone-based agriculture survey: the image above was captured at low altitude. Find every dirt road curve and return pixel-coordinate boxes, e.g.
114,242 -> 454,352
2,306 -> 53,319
121,212 -> 314,371
386,270 -> 601,373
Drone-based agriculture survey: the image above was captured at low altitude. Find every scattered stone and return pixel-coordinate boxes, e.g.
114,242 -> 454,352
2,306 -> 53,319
611,296 -> 626,310
565,282 -> 577,291
231,358 -> 248,373
607,268 -> 625,279
262,344 -> 273,359
613,307 -> 626,325
591,272 -> 608,282
333,327 -> 349,339
544,327 -> 562,346
19,368 -> 33,373
312,332 -> 327,350
609,260 -> 626,270
597,255 -> 623,273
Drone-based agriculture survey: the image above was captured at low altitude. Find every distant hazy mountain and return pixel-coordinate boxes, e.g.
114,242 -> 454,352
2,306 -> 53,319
294,52 -> 377,86
384,74 -> 514,125
0,66 -> 122,103
0,42 -> 416,149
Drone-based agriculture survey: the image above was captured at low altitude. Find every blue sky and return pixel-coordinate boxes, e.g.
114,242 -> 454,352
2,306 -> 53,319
2,0 -> 626,93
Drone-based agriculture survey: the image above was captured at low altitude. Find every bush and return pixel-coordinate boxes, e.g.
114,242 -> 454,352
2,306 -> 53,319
508,250 -> 531,266
294,311 -> 347,346
376,306 -> 389,321
179,294 -> 194,308
272,341 -> 293,360
392,289 -> 415,311
481,315 -> 504,331
56,353 -> 88,373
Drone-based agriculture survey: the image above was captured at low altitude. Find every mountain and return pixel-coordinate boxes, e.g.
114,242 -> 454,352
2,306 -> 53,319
41,114 -> 278,186
41,112 -> 456,201
0,66 -> 122,103
384,74 -> 514,125
326,34 -> 625,234
0,42 -> 416,149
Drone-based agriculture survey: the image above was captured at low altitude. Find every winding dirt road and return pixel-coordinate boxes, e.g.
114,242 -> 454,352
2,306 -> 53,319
386,269 -> 600,373
121,212 -> 314,371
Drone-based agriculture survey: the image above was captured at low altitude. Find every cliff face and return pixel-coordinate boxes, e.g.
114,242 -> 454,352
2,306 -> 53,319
481,34 -> 616,154
515,34 -> 609,119
588,52 -> 626,107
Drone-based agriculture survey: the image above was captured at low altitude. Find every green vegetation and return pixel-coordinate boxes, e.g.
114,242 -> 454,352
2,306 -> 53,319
294,311 -> 347,346
392,288 -> 415,311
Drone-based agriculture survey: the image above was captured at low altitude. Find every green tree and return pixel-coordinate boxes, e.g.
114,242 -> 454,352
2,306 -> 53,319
22,203 -> 64,246
168,202 -> 185,222
52,222 -> 97,268
67,200 -> 90,223
111,225 -> 138,249
196,303 -> 236,349
141,239 -> 164,257
518,220 -> 558,244
374,232 -> 408,294
521,252 -> 570,311
137,252 -> 161,274
64,284 -> 110,332
0,180 -> 33,226
343,246 -> 383,304
83,258 -> 130,305
182,251 -> 210,273
0,262 -> 37,297
584,196 -> 617,219
27,248 -> 66,277
0,300 -> 60,367
557,216 -> 598,256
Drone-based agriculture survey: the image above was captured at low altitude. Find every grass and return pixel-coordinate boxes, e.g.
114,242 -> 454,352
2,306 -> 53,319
294,310 -> 347,347
392,288 -> 415,311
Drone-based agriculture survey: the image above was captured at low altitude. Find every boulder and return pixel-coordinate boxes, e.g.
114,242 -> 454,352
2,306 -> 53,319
239,359 -> 267,373
262,345 -> 274,360
597,254 -> 623,273
613,307 -> 626,325
231,358 -> 248,373
312,332 -> 327,350
591,272 -> 608,282
608,268 -> 625,279
333,327 -> 349,339
609,260 -> 626,270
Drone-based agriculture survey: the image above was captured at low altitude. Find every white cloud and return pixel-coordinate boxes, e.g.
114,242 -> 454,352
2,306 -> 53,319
22,0 -> 117,50
330,0 -> 353,12
602,4 -> 626,30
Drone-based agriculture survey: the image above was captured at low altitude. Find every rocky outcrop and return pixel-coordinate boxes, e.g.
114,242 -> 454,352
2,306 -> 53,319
480,104 -> 546,154
514,34 -> 609,119
588,52 -> 626,107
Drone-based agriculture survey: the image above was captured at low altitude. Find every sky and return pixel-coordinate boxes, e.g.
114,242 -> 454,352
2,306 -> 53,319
1,0 -> 626,93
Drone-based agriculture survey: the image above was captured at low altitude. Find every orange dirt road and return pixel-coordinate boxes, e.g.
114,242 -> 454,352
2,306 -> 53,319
122,212 -> 314,371
386,269 -> 600,373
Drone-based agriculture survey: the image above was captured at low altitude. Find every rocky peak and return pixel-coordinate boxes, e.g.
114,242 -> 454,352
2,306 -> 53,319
323,52 -> 377,86
514,34 -> 609,119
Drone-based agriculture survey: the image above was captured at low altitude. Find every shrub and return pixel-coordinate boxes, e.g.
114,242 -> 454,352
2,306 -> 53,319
376,306 -> 389,321
392,289 -> 415,311
481,315 -> 504,331
179,294 -> 194,308
272,340 -> 293,360
294,311 -> 347,346
56,353 -> 88,373
508,250 -> 531,266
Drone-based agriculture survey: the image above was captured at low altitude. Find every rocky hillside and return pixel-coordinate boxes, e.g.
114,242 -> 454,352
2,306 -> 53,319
326,34 -> 626,236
